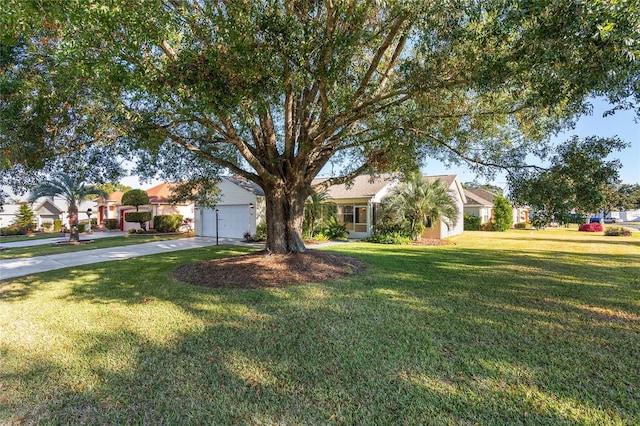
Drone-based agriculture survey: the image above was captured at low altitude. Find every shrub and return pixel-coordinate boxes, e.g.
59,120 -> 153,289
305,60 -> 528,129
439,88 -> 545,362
463,213 -> 482,231
41,222 -> 53,230
77,223 -> 86,233
252,221 -> 267,242
319,216 -> 349,239
125,211 -> 152,230
104,219 -> 119,230
481,222 -> 493,231
310,232 -> 330,242
492,196 -> 513,231
53,219 -> 63,232
1,225 -> 27,236
128,228 -> 137,234
364,232 -> 413,245
578,223 -> 603,232
604,227 -> 632,236
136,228 -> 147,234
514,222 -> 529,229
153,214 -> 183,233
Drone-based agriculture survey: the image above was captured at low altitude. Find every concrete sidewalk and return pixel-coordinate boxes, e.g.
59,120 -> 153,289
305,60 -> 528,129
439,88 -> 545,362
0,230 -> 128,249
0,237 -> 263,280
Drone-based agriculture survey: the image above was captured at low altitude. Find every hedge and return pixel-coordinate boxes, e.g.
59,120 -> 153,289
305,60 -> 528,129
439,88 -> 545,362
153,214 -> 183,233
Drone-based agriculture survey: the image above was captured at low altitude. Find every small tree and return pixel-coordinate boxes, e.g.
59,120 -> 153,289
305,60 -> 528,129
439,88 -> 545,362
14,204 -> 37,232
121,189 -> 151,231
492,196 -> 513,232
382,173 -> 459,240
30,173 -> 107,242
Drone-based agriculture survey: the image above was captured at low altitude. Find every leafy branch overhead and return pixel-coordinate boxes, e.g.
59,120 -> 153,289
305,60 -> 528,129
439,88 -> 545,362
2,1 -> 638,252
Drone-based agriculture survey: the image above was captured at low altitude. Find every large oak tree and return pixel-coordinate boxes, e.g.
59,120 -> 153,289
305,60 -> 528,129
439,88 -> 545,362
2,0 -> 638,252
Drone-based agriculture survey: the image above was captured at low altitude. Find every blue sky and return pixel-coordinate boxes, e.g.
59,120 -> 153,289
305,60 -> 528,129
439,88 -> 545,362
423,98 -> 640,187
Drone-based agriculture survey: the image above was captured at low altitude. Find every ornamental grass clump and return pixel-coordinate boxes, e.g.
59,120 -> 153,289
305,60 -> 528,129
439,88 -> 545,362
604,226 -> 632,236
578,223 -> 603,232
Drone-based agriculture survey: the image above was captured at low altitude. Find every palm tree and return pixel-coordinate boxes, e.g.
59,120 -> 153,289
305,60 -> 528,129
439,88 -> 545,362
30,173 -> 107,242
303,189 -> 335,238
382,172 -> 459,240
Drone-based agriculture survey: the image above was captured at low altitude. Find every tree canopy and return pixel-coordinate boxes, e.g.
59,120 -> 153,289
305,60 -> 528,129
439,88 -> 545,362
508,136 -> 628,223
2,0 -> 639,252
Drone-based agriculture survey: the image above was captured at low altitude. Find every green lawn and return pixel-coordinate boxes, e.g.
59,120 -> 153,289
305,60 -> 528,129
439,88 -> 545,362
1,230 -> 638,425
0,234 -> 189,259
0,232 -> 61,243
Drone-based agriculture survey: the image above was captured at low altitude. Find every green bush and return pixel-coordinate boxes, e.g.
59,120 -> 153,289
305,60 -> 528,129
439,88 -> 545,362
604,227 -> 632,236
153,214 -> 183,233
77,223 -> 86,233
1,226 -> 27,236
492,196 -> 513,231
318,216 -> 349,239
310,232 -> 330,242
253,221 -> 267,242
125,211 -> 152,230
41,222 -> 53,230
128,228 -> 137,234
53,219 -> 63,232
463,213 -> 482,231
481,222 -> 493,231
104,219 -> 119,230
364,232 -> 413,245
514,222 -> 529,229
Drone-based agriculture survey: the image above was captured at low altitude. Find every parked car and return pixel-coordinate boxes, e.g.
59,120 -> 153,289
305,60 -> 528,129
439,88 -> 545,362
603,217 -> 623,224
589,217 -> 603,224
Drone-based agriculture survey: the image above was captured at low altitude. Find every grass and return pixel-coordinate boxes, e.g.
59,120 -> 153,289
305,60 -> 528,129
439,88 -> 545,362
0,232 -> 61,243
1,229 -> 639,425
0,234 -> 189,259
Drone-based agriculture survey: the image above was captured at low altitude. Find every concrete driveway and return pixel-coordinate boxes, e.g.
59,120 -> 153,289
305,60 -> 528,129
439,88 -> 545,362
0,237 -> 262,280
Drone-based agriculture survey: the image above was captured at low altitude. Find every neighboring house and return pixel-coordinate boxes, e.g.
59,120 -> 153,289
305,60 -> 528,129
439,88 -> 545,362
315,173 -> 466,239
314,174 -> 399,239
1,197 -> 97,230
97,191 -> 124,226
463,189 -> 494,225
463,188 -> 529,226
195,176 -> 266,238
97,183 -> 195,232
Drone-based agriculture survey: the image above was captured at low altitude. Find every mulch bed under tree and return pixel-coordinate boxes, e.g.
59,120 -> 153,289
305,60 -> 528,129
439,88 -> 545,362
174,250 -> 366,289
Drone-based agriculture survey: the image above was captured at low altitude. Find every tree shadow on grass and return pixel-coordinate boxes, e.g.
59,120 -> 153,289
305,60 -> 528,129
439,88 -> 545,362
2,243 -> 639,424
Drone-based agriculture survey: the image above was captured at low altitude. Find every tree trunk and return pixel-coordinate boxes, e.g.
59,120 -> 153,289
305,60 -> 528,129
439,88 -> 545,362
69,202 -> 80,242
263,182 -> 309,254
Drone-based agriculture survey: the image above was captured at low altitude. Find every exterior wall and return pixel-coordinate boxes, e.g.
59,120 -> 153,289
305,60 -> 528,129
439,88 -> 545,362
618,209 -> 640,221
445,183 -> 465,238
333,198 -> 375,238
512,207 -> 529,225
194,178 -> 265,238
464,206 -> 492,224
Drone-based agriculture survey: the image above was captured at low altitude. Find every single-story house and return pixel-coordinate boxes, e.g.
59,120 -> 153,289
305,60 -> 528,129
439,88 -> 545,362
463,189 -> 494,224
1,196 -> 97,231
97,183 -> 195,232
315,173 -> 466,239
195,176 -> 265,238
463,188 -> 529,226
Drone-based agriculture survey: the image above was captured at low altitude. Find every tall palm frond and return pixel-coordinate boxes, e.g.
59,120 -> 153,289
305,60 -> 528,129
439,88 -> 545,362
383,172 -> 459,240
30,173 -> 108,241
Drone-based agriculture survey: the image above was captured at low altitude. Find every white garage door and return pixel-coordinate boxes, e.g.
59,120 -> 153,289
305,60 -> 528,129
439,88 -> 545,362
200,205 -> 250,238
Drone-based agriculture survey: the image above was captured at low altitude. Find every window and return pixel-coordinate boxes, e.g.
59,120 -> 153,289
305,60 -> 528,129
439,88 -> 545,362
338,205 -> 354,230
355,206 -> 367,232
337,204 -> 368,233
